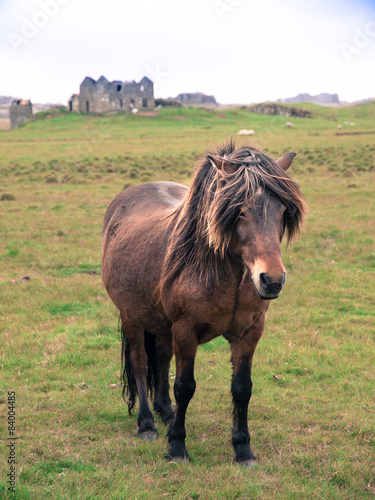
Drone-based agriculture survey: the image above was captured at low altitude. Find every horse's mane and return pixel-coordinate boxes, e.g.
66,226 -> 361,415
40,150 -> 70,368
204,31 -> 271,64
162,141 -> 307,287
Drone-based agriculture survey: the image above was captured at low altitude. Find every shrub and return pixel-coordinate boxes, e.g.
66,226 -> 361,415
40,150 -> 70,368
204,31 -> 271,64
1,193 -> 15,201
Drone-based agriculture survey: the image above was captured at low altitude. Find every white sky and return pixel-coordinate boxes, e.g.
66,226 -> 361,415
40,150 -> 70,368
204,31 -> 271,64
1,0 -> 375,104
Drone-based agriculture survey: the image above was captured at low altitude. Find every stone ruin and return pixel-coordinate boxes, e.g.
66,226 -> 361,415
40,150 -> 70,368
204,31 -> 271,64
68,75 -> 155,114
9,99 -> 33,129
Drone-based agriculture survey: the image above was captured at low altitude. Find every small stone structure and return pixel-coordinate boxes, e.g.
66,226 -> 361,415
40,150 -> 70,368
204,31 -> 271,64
68,75 -> 154,114
9,99 -> 32,129
68,94 -> 80,113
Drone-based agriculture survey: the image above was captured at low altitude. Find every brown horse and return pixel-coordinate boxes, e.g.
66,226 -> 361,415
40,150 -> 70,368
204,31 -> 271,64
101,142 -> 306,465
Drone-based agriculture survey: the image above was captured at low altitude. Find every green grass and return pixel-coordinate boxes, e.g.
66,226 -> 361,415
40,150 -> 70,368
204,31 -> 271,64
0,104 -> 374,499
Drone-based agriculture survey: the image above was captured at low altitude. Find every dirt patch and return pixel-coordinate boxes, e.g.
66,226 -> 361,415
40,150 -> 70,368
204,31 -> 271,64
170,116 -> 187,120
0,119 -> 10,131
138,111 -> 159,117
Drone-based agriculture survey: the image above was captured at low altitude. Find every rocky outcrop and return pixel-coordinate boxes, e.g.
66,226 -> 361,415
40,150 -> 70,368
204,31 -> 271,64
247,103 -> 312,118
155,98 -> 183,108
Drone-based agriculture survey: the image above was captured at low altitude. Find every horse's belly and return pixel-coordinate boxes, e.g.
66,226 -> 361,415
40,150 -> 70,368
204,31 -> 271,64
105,272 -> 172,334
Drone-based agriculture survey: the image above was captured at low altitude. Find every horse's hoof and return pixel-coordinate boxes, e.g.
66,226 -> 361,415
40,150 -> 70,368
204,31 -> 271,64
154,404 -> 175,424
162,412 -> 175,425
138,430 -> 158,441
240,459 -> 257,468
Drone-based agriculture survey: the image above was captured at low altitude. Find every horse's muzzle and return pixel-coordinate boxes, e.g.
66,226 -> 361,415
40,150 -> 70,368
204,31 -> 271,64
255,272 -> 286,300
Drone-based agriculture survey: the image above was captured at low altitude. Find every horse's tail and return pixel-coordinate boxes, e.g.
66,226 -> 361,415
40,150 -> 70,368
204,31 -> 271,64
120,324 -> 157,415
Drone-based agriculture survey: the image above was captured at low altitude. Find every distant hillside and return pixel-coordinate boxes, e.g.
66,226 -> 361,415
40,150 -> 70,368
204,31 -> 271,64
0,96 -> 65,130
0,96 -> 18,105
351,97 -> 375,106
32,103 -> 65,114
0,101 -> 12,122
277,93 -> 340,106
0,106 -> 9,117
0,96 -> 64,115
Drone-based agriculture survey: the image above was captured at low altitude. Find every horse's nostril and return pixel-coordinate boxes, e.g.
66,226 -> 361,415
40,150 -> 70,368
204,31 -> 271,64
259,273 -> 271,288
259,272 -> 286,292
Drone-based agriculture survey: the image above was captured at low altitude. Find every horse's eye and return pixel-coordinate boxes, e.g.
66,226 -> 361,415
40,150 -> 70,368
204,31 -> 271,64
238,213 -> 246,219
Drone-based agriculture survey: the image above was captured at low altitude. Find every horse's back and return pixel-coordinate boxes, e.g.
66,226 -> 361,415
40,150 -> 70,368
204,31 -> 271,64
101,181 -> 187,254
101,181 -> 187,332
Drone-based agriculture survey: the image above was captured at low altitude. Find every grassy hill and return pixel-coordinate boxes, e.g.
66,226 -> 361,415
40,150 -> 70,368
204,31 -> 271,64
1,103 -> 374,177
0,104 -> 374,499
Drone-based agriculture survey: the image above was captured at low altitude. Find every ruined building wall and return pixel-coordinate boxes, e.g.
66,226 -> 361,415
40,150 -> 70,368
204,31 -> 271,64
79,77 -> 97,113
68,94 -> 80,112
9,100 -> 32,129
78,76 -> 154,114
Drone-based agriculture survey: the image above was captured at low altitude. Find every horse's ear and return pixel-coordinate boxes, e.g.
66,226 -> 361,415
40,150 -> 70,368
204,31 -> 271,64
276,152 -> 297,171
207,155 -> 237,176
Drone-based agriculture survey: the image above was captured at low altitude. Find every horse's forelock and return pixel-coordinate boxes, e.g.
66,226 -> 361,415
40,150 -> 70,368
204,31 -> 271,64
200,144 -> 306,251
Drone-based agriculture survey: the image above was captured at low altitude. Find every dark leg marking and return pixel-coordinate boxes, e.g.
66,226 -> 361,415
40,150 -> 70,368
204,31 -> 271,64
231,355 -> 257,465
166,357 -> 196,461
153,335 -> 174,423
125,328 -> 158,440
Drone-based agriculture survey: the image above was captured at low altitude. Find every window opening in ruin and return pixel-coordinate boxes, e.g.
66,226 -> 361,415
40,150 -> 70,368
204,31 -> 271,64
69,101 -> 72,111
117,85 -> 121,92
119,99 -> 123,108
86,101 -> 90,113
142,98 -> 148,108
140,85 -> 144,92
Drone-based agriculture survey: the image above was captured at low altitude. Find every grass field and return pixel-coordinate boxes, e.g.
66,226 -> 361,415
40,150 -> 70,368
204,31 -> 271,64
0,103 -> 374,499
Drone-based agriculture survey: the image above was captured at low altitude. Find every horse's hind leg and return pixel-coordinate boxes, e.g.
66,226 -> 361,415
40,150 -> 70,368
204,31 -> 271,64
124,323 -> 158,440
153,334 -> 174,423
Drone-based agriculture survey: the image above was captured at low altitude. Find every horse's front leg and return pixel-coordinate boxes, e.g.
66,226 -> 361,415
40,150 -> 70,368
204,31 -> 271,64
229,317 -> 264,466
166,321 -> 198,461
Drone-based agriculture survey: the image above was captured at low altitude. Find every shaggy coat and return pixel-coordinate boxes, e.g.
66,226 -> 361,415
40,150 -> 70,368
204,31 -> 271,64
101,142 -> 306,464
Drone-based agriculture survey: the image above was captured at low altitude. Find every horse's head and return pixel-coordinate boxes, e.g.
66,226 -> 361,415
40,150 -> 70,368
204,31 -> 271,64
207,147 -> 306,300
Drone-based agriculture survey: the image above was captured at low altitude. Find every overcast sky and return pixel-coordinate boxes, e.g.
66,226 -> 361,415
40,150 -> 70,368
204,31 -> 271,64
1,0 -> 375,104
